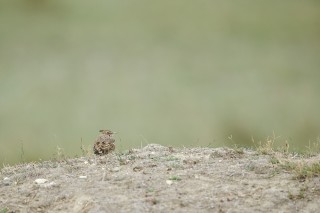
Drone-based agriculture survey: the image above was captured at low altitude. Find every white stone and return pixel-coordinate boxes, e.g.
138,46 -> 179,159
79,176 -> 87,179
166,180 -> 173,185
34,179 -> 48,184
40,182 -> 57,188
112,167 -> 120,172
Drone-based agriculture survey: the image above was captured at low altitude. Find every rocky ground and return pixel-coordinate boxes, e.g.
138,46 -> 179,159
1,144 -> 320,213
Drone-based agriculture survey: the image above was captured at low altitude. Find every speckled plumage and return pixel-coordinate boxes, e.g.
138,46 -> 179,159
93,130 -> 116,155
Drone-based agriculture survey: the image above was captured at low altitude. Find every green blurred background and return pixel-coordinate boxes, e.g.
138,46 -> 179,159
1,0 -> 319,165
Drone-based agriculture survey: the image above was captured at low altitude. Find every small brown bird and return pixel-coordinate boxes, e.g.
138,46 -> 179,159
93,130 -> 116,155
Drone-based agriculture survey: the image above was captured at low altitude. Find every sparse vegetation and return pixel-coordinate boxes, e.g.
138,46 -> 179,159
269,156 -> 280,165
305,137 -> 320,157
52,146 -> 67,162
253,133 -> 279,155
0,208 -> 7,213
165,156 -> 180,161
253,135 -> 320,181
168,176 -> 181,181
288,186 -> 308,200
231,143 -> 245,155
289,162 -> 320,181
80,142 -> 91,157
1,144 -> 320,212
167,162 -> 183,169
146,188 -> 155,193
115,151 -> 135,165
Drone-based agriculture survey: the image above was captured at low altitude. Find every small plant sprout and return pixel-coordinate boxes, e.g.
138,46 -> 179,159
168,176 -> 181,181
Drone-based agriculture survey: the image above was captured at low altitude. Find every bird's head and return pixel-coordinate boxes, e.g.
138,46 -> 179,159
99,129 -> 116,136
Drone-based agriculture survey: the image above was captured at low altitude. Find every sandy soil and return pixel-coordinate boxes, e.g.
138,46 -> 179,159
1,144 -> 320,213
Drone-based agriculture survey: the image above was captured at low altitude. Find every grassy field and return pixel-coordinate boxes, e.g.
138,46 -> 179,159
0,0 -> 320,165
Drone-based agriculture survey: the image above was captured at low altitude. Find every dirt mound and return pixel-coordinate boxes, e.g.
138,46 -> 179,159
1,144 -> 320,212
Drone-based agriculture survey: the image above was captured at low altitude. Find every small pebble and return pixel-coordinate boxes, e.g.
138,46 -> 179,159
112,167 -> 120,172
166,180 -> 173,185
133,166 -> 143,172
34,179 -> 48,184
3,177 -> 11,186
40,182 -> 57,188
79,176 -> 87,179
